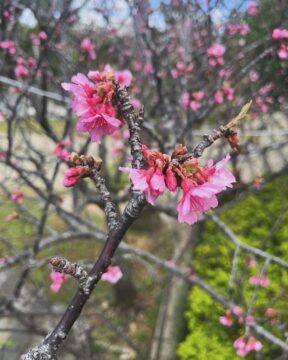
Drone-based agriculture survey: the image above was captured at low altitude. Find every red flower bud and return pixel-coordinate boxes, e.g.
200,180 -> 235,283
165,166 -> 178,191
63,166 -> 89,187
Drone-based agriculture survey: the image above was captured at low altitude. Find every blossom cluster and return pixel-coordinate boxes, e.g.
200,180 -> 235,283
233,335 -> 262,357
227,23 -> 250,36
30,31 -> 47,46
214,85 -> 234,104
62,68 -> 132,144
207,43 -> 226,67
182,91 -> 205,111
272,28 -> 288,59
121,145 -> 235,225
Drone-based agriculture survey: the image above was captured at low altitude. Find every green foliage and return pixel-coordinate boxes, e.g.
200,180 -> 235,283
178,288 -> 237,360
178,175 -> 288,359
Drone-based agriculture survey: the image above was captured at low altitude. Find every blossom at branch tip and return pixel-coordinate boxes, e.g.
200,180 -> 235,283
63,166 -> 89,187
62,72 -> 122,143
233,335 -> 263,357
102,266 -> 123,284
50,271 -> 69,292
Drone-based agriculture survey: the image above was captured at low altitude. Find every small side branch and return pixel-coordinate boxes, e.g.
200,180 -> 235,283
69,154 -> 119,231
50,257 -> 88,288
114,81 -> 145,168
90,169 -> 119,231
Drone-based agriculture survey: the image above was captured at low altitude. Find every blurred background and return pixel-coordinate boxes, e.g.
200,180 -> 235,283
0,0 -> 288,359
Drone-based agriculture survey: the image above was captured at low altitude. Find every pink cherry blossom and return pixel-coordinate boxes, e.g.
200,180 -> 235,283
265,308 -> 277,318
53,140 -> 70,161
193,91 -> 204,101
182,93 -> 190,108
182,91 -> 205,111
144,63 -> 153,74
171,68 -> 178,78
232,306 -> 243,317
80,38 -> 96,60
223,86 -> 234,101
0,40 -> 16,54
248,2 -> 258,16
249,274 -> 270,287
15,64 -> 28,78
50,271 -> 68,292
249,70 -> 259,82
214,90 -> 224,104
11,190 -> 24,203
207,43 -> 225,66
120,166 -> 166,205
227,23 -> 250,36
30,33 -> 40,46
209,58 -> 217,67
63,166 -> 88,187
190,100 -> 200,111
132,98 -> 141,109
62,73 -> 122,143
177,155 -> 235,224
28,57 -> 37,69
123,129 -> 130,139
259,83 -> 273,95
272,28 -> 288,40
204,154 -> 236,191
39,31 -> 47,40
207,43 -> 226,57
246,315 -> 254,324
219,313 -> 233,327
115,70 -> 133,87
102,266 -> 123,284
177,179 -> 219,225
233,336 -> 263,357
277,44 -> 288,59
